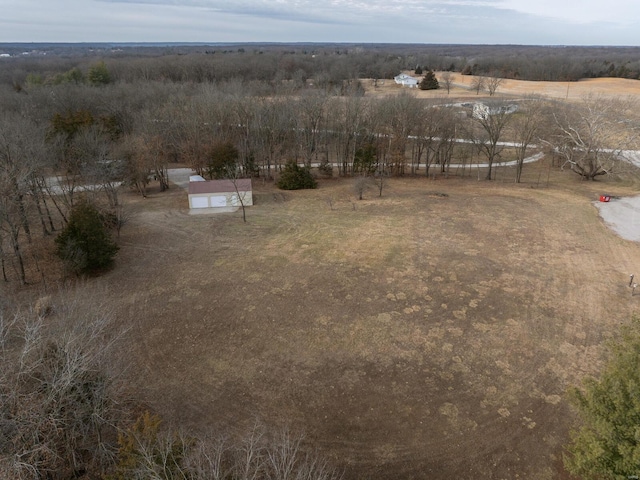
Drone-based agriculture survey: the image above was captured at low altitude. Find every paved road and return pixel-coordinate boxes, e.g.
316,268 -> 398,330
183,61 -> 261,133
166,151 -> 547,187
46,150 -> 640,194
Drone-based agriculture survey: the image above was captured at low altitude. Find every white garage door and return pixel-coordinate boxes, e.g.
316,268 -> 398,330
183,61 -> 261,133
209,195 -> 227,207
190,196 -> 209,208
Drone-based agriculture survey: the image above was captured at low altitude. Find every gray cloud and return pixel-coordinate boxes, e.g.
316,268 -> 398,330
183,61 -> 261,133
96,0 -> 497,25
1,0 -> 638,44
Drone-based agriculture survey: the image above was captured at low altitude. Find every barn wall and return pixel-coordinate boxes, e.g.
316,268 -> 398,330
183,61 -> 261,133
188,190 -> 253,209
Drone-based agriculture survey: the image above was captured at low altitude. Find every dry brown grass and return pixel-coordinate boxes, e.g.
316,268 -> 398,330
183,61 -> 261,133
34,161 -> 640,479
364,71 -> 640,102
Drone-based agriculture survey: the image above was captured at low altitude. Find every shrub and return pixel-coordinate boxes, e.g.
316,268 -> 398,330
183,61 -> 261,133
317,159 -> 334,177
276,162 -> 317,190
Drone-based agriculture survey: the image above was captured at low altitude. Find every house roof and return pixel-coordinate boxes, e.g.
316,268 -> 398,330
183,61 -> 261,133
394,73 -> 418,82
188,178 -> 252,195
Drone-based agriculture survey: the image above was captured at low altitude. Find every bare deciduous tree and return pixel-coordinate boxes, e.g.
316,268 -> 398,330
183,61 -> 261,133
377,92 -> 421,176
353,176 -> 373,200
0,114 -> 43,284
470,76 -> 486,95
296,90 -> 329,169
114,417 -> 343,480
253,98 -> 295,180
549,95 -> 638,180
413,104 -> 443,177
0,296 -> 129,479
440,71 -> 453,94
233,420 -> 267,480
331,95 -> 370,177
486,74 -> 504,96
433,108 -> 459,176
183,434 -> 231,480
221,157 -> 251,223
512,97 -> 545,183
74,125 -> 124,208
468,102 -> 513,180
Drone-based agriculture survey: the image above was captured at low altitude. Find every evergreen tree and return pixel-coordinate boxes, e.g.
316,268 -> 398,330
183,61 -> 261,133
87,61 -> 111,85
55,202 -> 119,274
353,143 -> 378,176
65,67 -> 85,84
276,162 -> 317,190
206,141 -> 239,179
419,70 -> 440,90
564,317 -> 640,479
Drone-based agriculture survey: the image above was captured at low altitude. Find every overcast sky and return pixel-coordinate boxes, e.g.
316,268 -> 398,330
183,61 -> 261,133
1,0 -> 639,45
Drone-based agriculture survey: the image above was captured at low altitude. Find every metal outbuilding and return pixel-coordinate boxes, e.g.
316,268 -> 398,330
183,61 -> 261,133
188,179 -> 253,210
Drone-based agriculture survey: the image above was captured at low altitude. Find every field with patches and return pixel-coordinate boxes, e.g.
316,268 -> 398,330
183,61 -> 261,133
365,72 -> 640,101
79,163 -> 640,479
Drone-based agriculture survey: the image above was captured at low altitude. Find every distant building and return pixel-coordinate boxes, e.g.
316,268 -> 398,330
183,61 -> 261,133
394,73 -> 419,88
188,178 -> 253,211
0,54 -> 10,58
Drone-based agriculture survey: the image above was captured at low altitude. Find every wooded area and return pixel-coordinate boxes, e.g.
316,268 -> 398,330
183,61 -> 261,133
4,43 -> 640,85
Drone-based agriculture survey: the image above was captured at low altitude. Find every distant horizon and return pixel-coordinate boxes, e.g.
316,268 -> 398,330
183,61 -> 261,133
2,1 -> 640,46
1,41 -> 639,48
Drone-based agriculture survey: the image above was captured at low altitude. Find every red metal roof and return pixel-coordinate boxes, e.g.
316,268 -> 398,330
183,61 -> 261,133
188,179 -> 252,195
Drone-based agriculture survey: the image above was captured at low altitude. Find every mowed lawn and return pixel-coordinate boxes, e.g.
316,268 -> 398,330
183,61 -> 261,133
93,167 -> 640,479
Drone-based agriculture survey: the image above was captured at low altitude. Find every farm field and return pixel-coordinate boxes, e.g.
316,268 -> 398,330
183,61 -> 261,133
365,72 -> 640,101
74,164 -> 640,479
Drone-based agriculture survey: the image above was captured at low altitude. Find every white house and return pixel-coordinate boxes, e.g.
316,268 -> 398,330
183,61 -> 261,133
188,178 -> 253,211
394,73 -> 419,88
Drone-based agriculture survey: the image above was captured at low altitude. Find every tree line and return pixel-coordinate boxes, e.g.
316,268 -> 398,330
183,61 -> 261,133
4,44 -> 640,89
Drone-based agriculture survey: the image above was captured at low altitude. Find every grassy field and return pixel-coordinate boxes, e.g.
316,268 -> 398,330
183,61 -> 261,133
365,71 -> 640,102
50,159 -> 640,479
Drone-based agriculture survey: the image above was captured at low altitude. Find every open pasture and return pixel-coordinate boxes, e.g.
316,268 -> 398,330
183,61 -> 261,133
365,71 -> 640,102
86,166 -> 640,479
